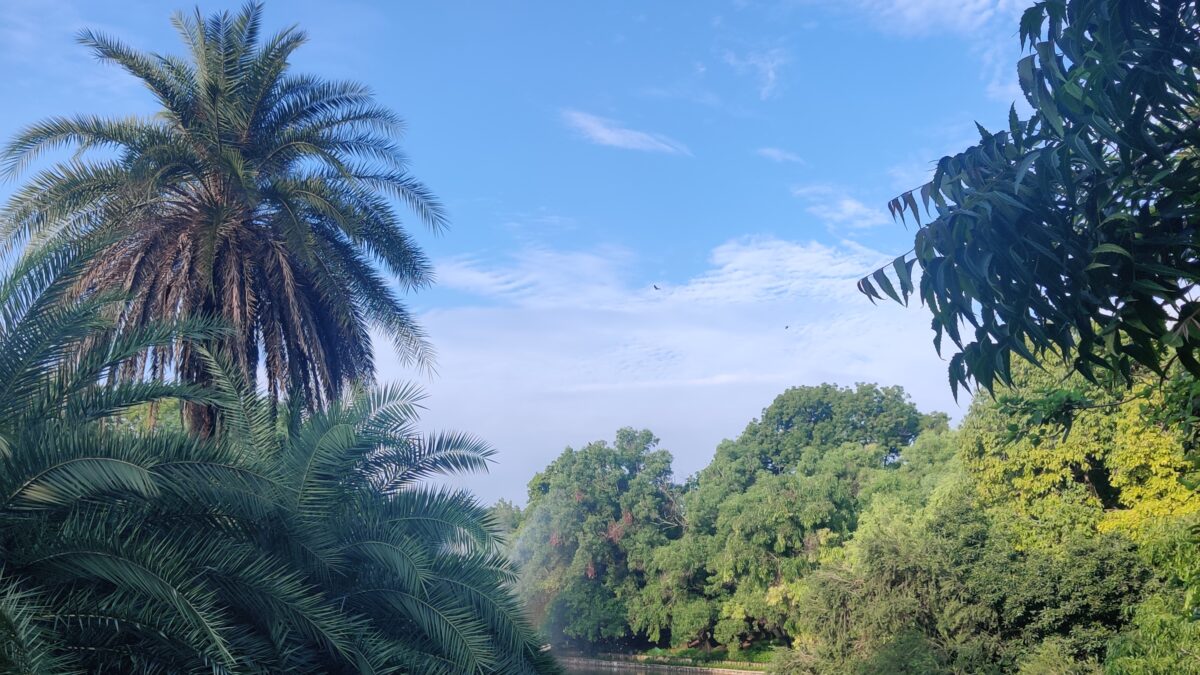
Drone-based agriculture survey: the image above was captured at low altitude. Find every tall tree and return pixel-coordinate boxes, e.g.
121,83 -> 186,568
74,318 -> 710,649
790,488 -> 1148,673
1,3 -> 445,426
636,384 -> 934,650
514,429 -> 679,648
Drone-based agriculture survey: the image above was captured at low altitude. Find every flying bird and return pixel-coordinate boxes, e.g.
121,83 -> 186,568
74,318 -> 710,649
653,284 -> 661,290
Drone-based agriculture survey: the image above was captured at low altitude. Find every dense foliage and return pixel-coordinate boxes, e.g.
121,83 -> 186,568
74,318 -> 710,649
843,4 -> 1200,669
514,429 -> 679,647
0,5 -> 557,674
860,0 -> 1200,395
0,243 -> 556,673
831,6 -> 1200,667
633,384 -> 937,650
1,3 -> 443,427
3,1 -> 1197,673
512,378 -> 1200,672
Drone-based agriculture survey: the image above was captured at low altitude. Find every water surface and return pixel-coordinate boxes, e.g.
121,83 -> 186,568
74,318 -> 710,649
562,661 -> 756,674
564,667 -> 658,675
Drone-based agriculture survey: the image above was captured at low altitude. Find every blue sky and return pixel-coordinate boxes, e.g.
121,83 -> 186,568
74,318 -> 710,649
0,0 -> 1032,503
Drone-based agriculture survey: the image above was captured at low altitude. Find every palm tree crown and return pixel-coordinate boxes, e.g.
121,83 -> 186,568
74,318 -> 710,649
2,2 -> 445,412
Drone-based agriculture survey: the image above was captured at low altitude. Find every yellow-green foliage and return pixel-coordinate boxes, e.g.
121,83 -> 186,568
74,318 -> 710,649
516,374 -> 1199,673
961,360 -> 1199,546
1102,390 -> 1200,536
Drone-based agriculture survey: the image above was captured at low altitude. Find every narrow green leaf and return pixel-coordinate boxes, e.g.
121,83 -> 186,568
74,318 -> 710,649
872,268 -> 901,304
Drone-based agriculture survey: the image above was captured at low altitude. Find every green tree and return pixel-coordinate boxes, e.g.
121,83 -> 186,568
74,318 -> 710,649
514,428 -> 679,648
685,384 -> 927,532
854,1 -> 1200,653
202,370 -> 558,673
961,359 -> 1200,546
1,3 -> 444,427
0,243 -> 556,673
637,384 -> 934,650
789,483 -> 1148,674
491,498 -> 525,539
860,0 -> 1200,394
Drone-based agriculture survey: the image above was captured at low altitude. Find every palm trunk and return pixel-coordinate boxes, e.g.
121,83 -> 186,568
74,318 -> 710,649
181,344 -> 218,438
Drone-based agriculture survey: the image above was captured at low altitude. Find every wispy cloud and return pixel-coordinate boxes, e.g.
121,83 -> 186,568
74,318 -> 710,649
842,1 -> 1034,106
0,0 -> 138,99
640,61 -> 760,119
850,0 -> 1025,36
437,245 -> 635,308
756,147 -> 803,163
561,109 -> 691,155
380,236 -> 958,503
979,39 -> 1028,106
723,48 -> 790,100
792,184 -> 892,230
886,160 -> 935,192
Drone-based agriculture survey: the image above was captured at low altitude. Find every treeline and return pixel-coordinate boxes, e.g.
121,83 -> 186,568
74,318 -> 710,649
504,365 -> 1200,673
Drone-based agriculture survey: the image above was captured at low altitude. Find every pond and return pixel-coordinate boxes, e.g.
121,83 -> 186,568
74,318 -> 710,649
561,662 -> 657,667
559,657 -> 760,674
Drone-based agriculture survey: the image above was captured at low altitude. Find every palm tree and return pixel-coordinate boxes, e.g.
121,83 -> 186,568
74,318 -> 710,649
210,370 -> 560,673
0,243 -> 557,673
0,238 -> 227,672
1,2 -> 445,427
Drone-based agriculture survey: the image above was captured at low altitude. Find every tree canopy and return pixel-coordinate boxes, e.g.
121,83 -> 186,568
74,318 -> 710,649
0,242 -> 556,673
511,378 -> 1200,672
514,428 -> 679,647
1,2 -> 444,422
0,6 -> 559,673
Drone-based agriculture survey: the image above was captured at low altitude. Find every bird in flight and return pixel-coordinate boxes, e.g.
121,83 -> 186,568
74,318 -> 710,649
653,284 -> 661,290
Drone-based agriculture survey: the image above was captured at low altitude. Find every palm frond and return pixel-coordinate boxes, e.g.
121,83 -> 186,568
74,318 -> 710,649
0,576 -> 78,675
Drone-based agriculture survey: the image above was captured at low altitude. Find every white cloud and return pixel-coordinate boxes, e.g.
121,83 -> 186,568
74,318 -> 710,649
437,245 -> 635,308
640,66 -> 759,119
792,184 -> 892,230
850,0 -> 1025,36
723,48 -> 790,100
0,0 -> 138,99
979,39 -> 1030,107
379,237 -> 960,504
841,1 -> 1035,107
561,109 -> 691,155
757,147 -> 803,163
886,160 -> 935,192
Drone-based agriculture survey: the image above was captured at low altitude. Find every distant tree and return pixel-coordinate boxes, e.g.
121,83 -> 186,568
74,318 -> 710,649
114,398 -> 184,434
790,485 -> 1148,673
491,498 -> 525,538
684,383 -> 927,531
637,384 -> 936,650
1,3 -> 445,428
1105,517 -> 1200,675
514,429 -> 679,648
859,1 -> 1200,396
